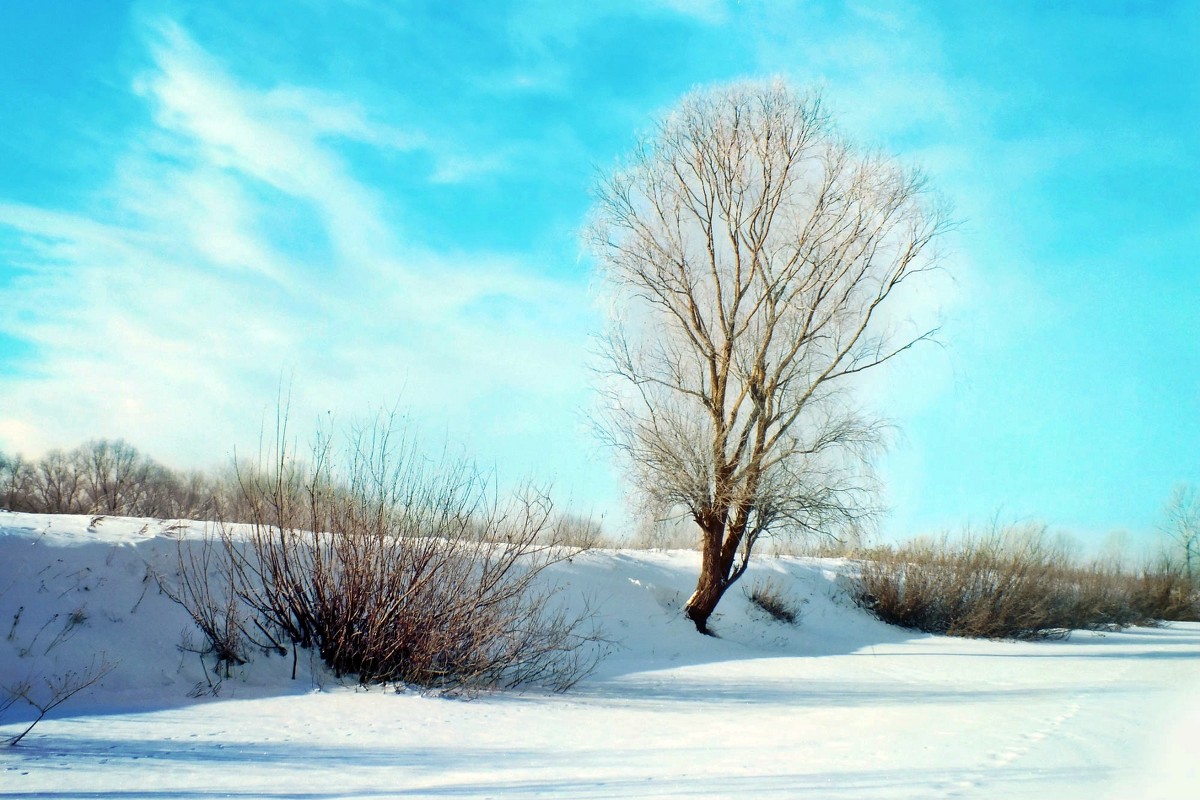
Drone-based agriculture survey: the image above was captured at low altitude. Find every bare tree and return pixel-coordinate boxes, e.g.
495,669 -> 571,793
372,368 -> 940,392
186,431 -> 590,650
0,442 -> 221,518
1163,484 -> 1200,581
75,439 -> 155,515
28,449 -> 85,514
589,80 -> 950,633
0,451 -> 25,510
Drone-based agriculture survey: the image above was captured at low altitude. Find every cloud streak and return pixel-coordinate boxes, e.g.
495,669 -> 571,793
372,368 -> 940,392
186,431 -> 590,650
0,21 -> 597,487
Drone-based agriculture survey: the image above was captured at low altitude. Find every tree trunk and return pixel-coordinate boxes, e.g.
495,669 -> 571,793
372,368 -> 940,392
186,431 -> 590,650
685,563 -> 727,634
684,513 -> 735,634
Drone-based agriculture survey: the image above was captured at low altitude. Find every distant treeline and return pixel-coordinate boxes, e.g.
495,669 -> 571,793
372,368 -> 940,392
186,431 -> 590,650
0,439 -> 224,519
0,439 -> 606,547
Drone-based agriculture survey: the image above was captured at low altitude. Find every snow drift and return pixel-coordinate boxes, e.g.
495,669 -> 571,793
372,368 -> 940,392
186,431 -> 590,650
2,511 -> 1198,798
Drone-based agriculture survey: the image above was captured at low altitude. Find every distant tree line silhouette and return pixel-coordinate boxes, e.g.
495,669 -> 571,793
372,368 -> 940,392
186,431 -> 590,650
0,439 -> 220,519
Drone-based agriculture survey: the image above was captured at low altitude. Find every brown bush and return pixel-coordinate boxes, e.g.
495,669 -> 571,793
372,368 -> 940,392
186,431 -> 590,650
1127,562 -> 1200,622
855,526 -> 1200,639
167,417 -> 607,693
746,577 -> 802,625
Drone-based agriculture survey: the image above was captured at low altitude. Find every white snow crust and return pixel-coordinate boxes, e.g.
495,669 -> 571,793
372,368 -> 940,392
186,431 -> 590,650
1,512 -> 1197,798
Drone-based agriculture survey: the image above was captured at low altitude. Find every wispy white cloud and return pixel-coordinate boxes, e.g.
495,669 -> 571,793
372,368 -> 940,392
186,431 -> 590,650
0,20 -> 598,482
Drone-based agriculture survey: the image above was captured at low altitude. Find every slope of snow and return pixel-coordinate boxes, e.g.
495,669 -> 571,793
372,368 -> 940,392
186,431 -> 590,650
1,511 -> 1198,798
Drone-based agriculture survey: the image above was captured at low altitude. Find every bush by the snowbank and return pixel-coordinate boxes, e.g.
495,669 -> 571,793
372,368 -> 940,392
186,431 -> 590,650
854,528 -> 1200,639
164,420 -> 607,693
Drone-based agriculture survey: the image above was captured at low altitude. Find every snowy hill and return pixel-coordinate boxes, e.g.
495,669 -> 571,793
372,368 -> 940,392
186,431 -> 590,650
2,511 -> 1199,798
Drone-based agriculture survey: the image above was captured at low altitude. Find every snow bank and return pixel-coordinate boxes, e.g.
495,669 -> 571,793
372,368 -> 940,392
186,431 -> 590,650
2,511 -> 1199,799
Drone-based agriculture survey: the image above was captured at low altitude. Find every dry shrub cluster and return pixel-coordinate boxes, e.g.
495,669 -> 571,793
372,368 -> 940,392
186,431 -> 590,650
855,526 -> 1200,639
746,577 -> 802,624
165,419 -> 607,693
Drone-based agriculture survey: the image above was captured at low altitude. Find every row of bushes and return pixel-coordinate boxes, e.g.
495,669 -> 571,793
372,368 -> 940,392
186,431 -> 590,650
161,422 -> 608,693
0,440 -> 612,554
854,527 -> 1200,639
0,430 -> 608,693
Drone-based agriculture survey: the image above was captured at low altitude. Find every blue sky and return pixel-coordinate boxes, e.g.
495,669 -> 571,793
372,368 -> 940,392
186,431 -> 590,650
0,0 -> 1196,545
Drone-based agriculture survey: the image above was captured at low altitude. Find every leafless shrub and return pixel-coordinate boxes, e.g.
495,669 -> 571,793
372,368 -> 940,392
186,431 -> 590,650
172,414 -> 608,693
1126,560 -> 1200,622
746,577 -> 802,624
1,657 -> 115,746
159,528 -> 255,678
855,526 -> 1200,639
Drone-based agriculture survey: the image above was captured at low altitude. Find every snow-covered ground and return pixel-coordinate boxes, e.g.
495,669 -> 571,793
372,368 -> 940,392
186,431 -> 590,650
1,512 -> 1198,798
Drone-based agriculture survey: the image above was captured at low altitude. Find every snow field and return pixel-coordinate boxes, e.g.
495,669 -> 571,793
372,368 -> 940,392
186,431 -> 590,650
1,512 -> 1198,798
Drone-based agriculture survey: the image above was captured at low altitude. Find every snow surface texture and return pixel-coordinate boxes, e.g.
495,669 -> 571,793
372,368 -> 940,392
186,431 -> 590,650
1,512 -> 1198,799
